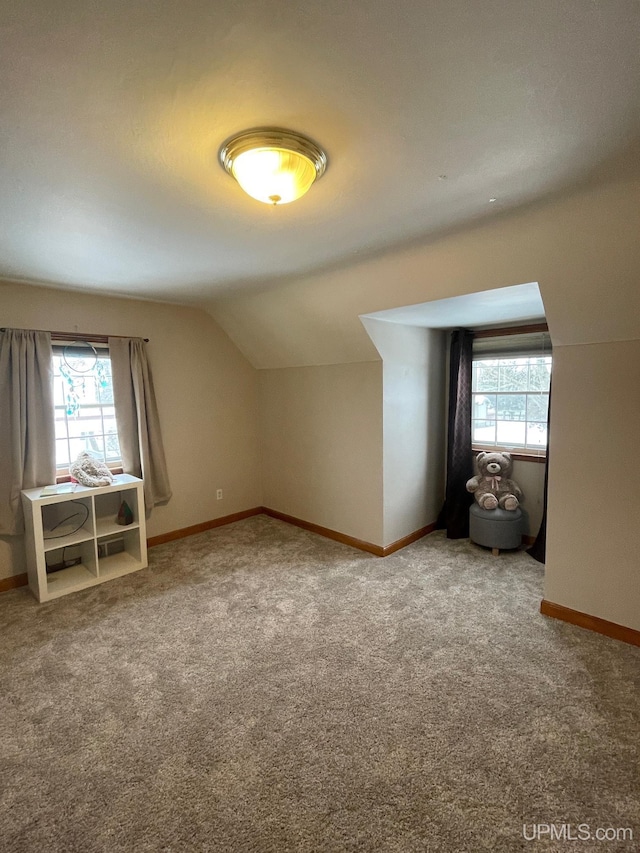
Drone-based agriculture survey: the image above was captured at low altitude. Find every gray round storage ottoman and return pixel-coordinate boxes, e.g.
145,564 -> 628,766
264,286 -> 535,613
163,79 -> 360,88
469,504 -> 523,555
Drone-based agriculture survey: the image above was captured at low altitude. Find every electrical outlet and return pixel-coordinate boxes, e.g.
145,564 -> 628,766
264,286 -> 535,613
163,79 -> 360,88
216,489 -> 223,500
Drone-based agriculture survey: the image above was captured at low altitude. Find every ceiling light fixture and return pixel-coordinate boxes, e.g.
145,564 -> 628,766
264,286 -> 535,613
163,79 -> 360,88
219,128 -> 327,205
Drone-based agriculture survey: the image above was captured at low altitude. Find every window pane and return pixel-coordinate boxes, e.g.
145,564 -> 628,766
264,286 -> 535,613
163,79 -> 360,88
52,351 -> 121,469
56,439 -> 70,466
498,360 -> 529,391
473,352 -> 550,452
102,417 -> 119,435
475,365 -> 499,392
53,376 -> 66,407
496,394 -> 526,421
55,417 -> 69,440
526,394 -> 549,422
97,361 -> 115,403
472,394 -> 496,421
528,358 -> 551,391
473,420 -> 496,445
105,434 -> 122,460
496,420 -> 526,446
67,415 -> 104,439
81,377 -> 101,404
69,435 -> 105,461
526,422 -> 548,447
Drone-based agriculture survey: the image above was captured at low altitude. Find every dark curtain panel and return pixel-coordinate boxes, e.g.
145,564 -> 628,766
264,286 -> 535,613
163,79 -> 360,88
527,375 -> 552,563
437,329 -> 474,538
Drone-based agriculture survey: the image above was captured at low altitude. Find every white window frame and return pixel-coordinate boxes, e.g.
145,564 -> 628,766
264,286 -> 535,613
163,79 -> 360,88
471,328 -> 551,462
52,341 -> 123,480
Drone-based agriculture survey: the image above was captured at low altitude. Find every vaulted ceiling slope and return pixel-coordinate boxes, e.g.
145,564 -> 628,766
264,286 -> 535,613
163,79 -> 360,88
207,175 -> 640,367
1,0 -> 639,300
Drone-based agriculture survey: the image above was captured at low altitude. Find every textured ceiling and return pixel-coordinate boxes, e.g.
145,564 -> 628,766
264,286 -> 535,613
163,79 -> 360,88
1,0 -> 639,301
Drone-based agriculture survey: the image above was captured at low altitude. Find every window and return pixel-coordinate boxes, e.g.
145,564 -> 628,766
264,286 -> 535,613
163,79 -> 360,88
471,328 -> 551,456
52,343 -> 122,474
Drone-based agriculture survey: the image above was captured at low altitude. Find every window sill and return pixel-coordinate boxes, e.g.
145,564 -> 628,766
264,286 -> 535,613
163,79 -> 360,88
472,447 -> 547,464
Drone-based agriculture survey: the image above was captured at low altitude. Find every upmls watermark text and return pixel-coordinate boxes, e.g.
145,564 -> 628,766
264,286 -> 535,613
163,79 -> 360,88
523,824 -> 633,843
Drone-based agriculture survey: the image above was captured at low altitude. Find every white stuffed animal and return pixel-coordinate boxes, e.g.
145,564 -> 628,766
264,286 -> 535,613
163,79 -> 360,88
70,451 -> 114,488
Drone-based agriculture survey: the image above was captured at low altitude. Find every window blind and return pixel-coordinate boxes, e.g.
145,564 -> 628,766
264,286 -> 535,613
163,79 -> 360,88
472,330 -> 551,359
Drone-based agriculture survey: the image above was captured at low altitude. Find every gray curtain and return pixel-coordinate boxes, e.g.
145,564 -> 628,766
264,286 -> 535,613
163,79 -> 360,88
0,329 -> 56,534
109,337 -> 172,511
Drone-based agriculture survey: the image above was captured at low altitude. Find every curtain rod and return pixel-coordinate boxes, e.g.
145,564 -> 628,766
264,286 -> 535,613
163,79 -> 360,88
1,328 -> 149,343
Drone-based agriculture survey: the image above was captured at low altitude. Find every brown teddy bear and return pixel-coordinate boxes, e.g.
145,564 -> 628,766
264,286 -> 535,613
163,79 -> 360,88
466,451 -> 523,511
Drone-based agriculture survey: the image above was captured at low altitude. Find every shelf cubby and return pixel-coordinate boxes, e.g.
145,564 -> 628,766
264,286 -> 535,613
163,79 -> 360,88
94,488 -> 140,538
42,497 -> 94,551
98,549 -> 143,580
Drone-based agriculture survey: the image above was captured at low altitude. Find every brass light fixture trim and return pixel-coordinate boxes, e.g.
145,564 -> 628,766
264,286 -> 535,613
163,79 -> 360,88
219,127 -> 327,205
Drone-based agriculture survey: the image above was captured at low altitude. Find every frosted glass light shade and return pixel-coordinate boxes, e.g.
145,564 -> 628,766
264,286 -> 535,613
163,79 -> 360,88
220,128 -> 327,205
232,148 -> 317,205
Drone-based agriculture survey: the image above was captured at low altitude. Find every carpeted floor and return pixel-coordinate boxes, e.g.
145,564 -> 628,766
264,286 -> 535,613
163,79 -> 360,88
1,516 -> 638,852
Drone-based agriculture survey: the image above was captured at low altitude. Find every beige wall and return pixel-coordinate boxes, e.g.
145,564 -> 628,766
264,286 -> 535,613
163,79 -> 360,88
257,325 -> 545,548
512,459 -> 546,537
0,280 -> 261,580
362,319 -> 447,544
545,340 -> 640,631
258,362 -> 384,545
208,174 -> 640,631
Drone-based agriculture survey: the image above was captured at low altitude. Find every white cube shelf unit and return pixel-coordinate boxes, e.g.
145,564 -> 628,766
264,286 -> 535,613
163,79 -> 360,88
21,474 -> 147,602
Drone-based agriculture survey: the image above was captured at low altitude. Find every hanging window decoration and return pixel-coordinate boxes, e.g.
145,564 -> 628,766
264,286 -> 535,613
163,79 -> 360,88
60,342 -> 97,416
52,341 -> 121,471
